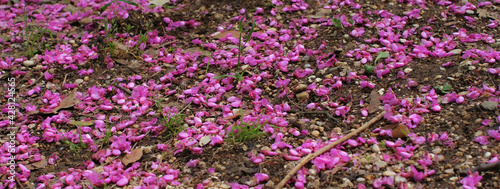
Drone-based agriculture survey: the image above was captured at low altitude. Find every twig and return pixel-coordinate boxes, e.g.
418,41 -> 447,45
460,161 -> 500,175
113,83 -> 132,95
15,176 -> 25,189
179,101 -> 192,114
61,73 -> 69,88
26,74 -> 44,88
289,110 -> 339,123
276,111 -> 386,189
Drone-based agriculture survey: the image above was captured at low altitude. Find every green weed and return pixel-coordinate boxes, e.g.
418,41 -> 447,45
22,6 -> 54,58
155,96 -> 186,138
227,110 -> 268,143
214,16 -> 256,83
332,18 -> 342,28
364,51 -> 390,75
434,84 -> 452,94
60,130 -> 86,155
95,124 -> 112,149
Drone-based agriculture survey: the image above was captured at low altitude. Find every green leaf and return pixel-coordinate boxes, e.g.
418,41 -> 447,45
116,0 -> 140,6
434,84 -> 452,94
245,17 -> 256,44
214,75 -> 229,79
364,64 -> 374,75
238,17 -> 244,33
100,2 -> 112,12
374,51 -> 390,65
332,18 -> 342,28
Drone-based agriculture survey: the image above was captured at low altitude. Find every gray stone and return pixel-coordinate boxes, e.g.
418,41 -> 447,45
480,101 -> 498,111
449,49 -> 462,55
23,60 -> 34,66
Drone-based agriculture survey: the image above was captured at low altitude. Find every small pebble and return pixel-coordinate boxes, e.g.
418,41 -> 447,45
395,175 -> 407,184
485,152 -> 491,158
449,49 -> 462,55
445,168 -> 454,174
404,68 -> 413,73
373,160 -> 387,168
75,79 -> 84,84
372,144 -> 381,153
311,130 -> 320,137
480,101 -> 498,111
383,170 -> 396,176
23,60 -> 34,66
296,91 -> 309,101
294,84 -> 308,92
432,147 -> 442,154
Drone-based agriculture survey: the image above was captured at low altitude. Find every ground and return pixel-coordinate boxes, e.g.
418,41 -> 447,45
1,0 -> 500,188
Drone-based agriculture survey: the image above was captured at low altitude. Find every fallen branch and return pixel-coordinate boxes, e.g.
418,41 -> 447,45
113,83 -> 132,95
276,111 -> 386,189
460,161 -> 500,175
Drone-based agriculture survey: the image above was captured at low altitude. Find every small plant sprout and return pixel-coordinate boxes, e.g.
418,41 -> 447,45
434,84 -> 452,94
155,96 -> 186,138
227,109 -> 268,143
215,16 -> 256,83
60,131 -> 86,155
364,51 -> 390,75
332,18 -> 342,28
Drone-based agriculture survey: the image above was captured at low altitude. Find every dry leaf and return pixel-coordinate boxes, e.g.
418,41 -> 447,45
382,123 -> 410,138
68,120 -> 94,126
30,156 -> 48,169
122,148 -> 143,166
143,48 -> 159,57
477,9 -> 500,22
199,135 -> 211,146
392,124 -> 410,138
223,110 -> 252,121
182,47 -> 211,57
368,90 -> 381,114
214,31 -> 243,39
48,88 -> 78,114
116,59 -> 142,69
150,0 -> 171,6
113,41 -> 129,52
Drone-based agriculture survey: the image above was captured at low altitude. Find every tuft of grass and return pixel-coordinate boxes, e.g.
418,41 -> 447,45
22,6 -> 54,58
60,130 -> 87,155
227,110 -> 268,143
155,96 -> 186,138
95,123 -> 113,149
133,32 -> 149,52
214,16 -> 256,83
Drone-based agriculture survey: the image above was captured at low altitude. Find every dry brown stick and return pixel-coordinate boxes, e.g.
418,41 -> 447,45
113,83 -> 132,95
276,111 -> 386,189
460,161 -> 500,175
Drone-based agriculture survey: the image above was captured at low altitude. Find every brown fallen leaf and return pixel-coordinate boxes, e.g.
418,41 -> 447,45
368,90 -> 381,114
115,59 -> 142,69
223,109 -> 253,121
182,47 -> 211,57
214,31 -> 243,39
382,123 -> 410,138
68,120 -> 94,126
48,88 -> 78,114
122,148 -> 143,166
30,155 -> 48,169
